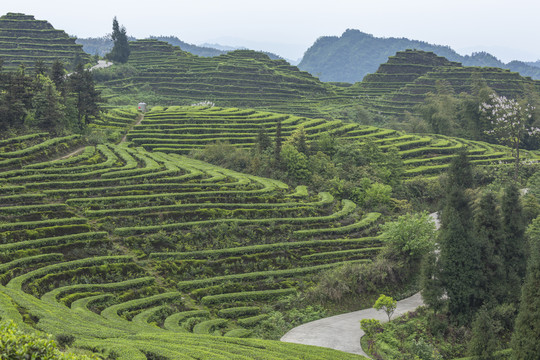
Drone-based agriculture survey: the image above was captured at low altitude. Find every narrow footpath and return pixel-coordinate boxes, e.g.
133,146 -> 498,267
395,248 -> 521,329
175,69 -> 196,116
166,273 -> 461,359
280,292 -> 423,358
120,113 -> 144,144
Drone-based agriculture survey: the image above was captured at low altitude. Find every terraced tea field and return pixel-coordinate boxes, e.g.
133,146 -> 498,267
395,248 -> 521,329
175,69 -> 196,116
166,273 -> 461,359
348,50 -> 540,117
1,106 -> 537,358
95,39 -> 352,118
123,105 -> 537,178
0,12 -> 90,70
0,132 -> 380,359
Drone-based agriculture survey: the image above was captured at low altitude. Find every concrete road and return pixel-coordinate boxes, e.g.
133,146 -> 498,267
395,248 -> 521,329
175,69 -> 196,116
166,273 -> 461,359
90,60 -> 113,71
281,292 -> 424,358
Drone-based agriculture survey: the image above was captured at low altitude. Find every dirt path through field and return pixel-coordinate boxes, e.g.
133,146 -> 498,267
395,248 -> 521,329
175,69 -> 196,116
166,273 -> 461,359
52,146 -> 85,161
120,113 -> 144,144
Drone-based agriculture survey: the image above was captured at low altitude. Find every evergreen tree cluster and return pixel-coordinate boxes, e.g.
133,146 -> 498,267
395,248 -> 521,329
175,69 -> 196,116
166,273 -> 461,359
0,60 -> 101,133
511,216 -> 540,359
420,153 -> 539,357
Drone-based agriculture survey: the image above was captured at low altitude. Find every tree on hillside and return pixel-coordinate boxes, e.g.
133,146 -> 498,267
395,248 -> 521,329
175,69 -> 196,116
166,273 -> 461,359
255,127 -> 272,154
473,190 -> 503,303
416,80 -> 459,135
480,93 -> 539,180
0,65 -> 32,129
420,250 -> 445,314
67,63 -> 101,128
274,119 -> 282,163
468,307 -> 499,360
50,59 -> 65,95
106,17 -> 130,63
285,126 -> 309,155
33,60 -> 47,76
500,183 -> 527,302
380,211 -> 436,264
280,144 -> 311,182
457,75 -> 494,141
438,152 -> 484,323
32,75 -> 65,132
374,294 -> 397,321
511,216 -> 540,359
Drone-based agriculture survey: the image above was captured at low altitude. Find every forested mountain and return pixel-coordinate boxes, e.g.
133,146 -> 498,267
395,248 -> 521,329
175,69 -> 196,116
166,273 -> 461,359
298,29 -> 540,82
526,59 -> 540,68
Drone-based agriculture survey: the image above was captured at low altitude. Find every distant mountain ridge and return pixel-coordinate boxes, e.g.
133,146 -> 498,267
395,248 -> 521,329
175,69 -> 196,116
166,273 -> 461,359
77,35 -> 285,61
298,29 -> 540,82
76,36 -> 224,58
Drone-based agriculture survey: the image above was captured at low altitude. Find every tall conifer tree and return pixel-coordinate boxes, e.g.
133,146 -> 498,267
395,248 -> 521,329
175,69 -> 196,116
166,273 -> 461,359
420,250 -> 445,314
501,183 -> 527,301
473,190 -> 503,303
68,63 -> 101,128
274,119 -> 282,163
468,307 -> 499,359
106,17 -> 130,63
439,152 -> 483,323
50,60 -> 65,95
511,216 -> 540,359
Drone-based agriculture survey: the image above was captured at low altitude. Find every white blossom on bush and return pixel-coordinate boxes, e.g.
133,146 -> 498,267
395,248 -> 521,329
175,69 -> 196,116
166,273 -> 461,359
480,93 -> 538,179
191,100 -> 215,107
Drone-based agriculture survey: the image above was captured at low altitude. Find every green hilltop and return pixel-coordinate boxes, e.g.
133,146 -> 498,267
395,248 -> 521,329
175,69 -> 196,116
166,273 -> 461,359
94,39 -> 354,118
347,49 -> 540,117
0,13 -> 90,70
95,42 -> 540,122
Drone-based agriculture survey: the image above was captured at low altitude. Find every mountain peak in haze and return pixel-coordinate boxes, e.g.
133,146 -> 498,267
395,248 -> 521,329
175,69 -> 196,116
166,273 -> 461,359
298,29 -> 540,82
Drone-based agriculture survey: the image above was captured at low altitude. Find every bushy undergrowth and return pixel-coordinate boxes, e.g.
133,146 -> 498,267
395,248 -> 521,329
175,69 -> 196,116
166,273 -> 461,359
363,303 -> 519,360
249,294 -> 328,340
305,256 -> 420,313
0,320 -> 98,359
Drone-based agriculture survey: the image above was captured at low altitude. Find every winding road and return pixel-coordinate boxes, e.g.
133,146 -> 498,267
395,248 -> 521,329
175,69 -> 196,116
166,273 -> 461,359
90,60 -> 113,71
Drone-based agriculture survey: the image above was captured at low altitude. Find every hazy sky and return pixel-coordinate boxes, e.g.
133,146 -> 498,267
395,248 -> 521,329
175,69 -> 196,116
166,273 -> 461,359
3,0 -> 540,62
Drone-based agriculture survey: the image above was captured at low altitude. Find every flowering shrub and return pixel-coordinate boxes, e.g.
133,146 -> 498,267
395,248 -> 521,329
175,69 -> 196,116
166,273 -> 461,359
480,94 -> 539,178
191,100 -> 215,107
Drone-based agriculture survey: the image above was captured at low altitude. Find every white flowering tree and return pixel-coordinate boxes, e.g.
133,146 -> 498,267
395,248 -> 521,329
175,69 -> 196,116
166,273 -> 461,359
480,93 -> 539,180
